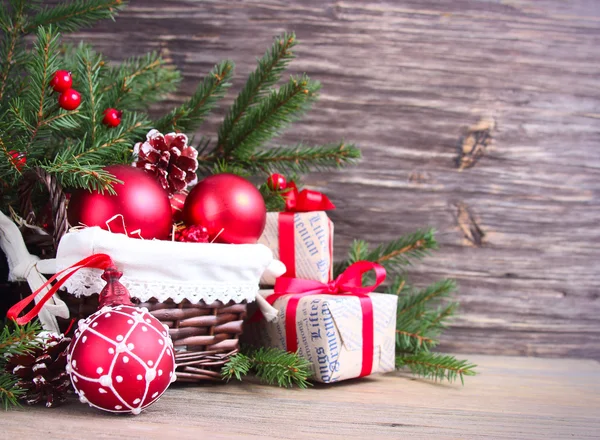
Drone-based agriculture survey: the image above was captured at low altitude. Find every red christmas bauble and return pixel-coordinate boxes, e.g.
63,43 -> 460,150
267,173 -> 287,191
67,305 -> 176,414
182,173 -> 266,244
50,70 -> 72,93
67,165 -> 172,240
58,88 -> 81,110
102,108 -> 122,127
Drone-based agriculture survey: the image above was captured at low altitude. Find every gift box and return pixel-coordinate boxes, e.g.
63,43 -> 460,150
258,211 -> 334,285
248,289 -> 398,383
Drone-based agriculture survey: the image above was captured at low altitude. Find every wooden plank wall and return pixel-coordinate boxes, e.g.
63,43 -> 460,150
62,0 -> 600,359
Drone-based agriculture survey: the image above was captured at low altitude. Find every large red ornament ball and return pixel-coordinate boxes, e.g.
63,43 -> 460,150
182,173 -> 266,244
66,305 -> 176,414
67,165 -> 172,240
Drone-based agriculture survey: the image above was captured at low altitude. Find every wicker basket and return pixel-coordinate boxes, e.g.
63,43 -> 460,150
14,168 -> 251,382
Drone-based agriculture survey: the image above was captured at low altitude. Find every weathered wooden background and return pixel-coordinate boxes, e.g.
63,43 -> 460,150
61,0 -> 600,359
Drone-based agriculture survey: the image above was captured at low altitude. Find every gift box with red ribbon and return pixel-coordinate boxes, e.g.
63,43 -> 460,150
248,262 -> 398,383
258,182 -> 335,285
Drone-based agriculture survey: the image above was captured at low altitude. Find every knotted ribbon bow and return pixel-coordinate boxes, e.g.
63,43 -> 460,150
284,181 -> 336,212
266,261 -> 386,378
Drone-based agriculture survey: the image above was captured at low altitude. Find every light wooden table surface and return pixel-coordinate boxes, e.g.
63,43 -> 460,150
5,355 -> 600,439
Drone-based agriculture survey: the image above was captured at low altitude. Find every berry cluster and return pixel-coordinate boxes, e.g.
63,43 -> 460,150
50,70 -> 122,127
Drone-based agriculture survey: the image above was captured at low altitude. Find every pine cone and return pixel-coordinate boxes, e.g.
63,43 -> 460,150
133,129 -> 199,195
5,333 -> 72,408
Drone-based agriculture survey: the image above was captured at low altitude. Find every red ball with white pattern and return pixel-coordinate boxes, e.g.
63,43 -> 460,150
66,305 -> 176,414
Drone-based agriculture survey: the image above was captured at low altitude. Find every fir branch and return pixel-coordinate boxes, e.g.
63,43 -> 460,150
222,346 -> 312,388
335,230 -> 437,277
227,75 -> 320,160
217,32 -> 297,154
397,279 -> 456,320
396,352 -> 476,385
259,183 -> 287,212
0,320 -> 42,409
71,113 -> 149,163
102,52 -> 180,110
25,0 -> 127,34
391,278 -> 458,353
41,161 -> 121,194
155,60 -> 234,134
21,26 -> 62,151
0,17 -> 22,102
74,44 -> 103,147
242,142 -> 361,174
368,228 -> 438,271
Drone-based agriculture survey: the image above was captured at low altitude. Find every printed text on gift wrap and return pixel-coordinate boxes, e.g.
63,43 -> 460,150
294,213 -> 330,281
305,299 -> 341,383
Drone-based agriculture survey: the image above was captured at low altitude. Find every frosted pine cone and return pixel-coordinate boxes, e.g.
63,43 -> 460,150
5,333 -> 72,408
133,129 -> 199,195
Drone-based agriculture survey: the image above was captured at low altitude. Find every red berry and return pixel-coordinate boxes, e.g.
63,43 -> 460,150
267,173 -> 287,191
102,108 -> 123,127
50,70 -> 73,93
8,150 -> 26,171
58,89 -> 81,111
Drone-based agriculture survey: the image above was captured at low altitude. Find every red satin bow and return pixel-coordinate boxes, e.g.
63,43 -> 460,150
267,261 -> 386,378
7,254 -> 114,325
284,181 -> 336,212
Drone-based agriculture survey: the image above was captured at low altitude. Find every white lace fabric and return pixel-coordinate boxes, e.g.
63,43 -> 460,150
55,227 -> 275,304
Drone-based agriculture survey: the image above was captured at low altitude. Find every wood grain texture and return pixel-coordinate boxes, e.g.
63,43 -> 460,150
5,355 -> 600,439
56,0 -> 600,358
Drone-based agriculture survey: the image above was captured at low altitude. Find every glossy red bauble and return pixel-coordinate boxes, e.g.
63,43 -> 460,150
58,88 -> 81,110
182,173 -> 266,244
67,305 -> 176,414
67,165 -> 173,240
267,173 -> 287,191
50,70 -> 73,93
102,108 -> 122,127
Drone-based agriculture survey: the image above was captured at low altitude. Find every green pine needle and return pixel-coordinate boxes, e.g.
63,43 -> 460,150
26,0 -> 127,34
155,60 -> 234,134
243,142 -> 361,174
0,320 -> 43,409
335,229 -> 438,277
227,74 -> 321,160
222,346 -> 312,389
396,352 -> 476,385
217,32 -> 297,155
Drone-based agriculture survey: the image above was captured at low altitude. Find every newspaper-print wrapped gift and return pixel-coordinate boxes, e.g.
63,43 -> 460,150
259,180 -> 336,285
259,211 -> 333,285
248,262 -> 397,383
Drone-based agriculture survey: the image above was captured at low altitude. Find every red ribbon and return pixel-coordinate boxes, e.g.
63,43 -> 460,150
266,261 -> 386,378
6,254 -> 114,325
284,181 -> 336,213
278,212 -> 296,278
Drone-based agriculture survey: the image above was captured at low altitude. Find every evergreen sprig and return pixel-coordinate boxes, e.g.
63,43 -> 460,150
334,231 -> 475,384
0,320 -> 43,409
243,142 -> 361,174
228,75 -> 321,160
393,279 -> 458,352
396,352 -> 476,385
334,229 -> 438,277
217,32 -> 297,156
25,0 -> 127,34
155,60 -> 234,134
222,346 -> 312,388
